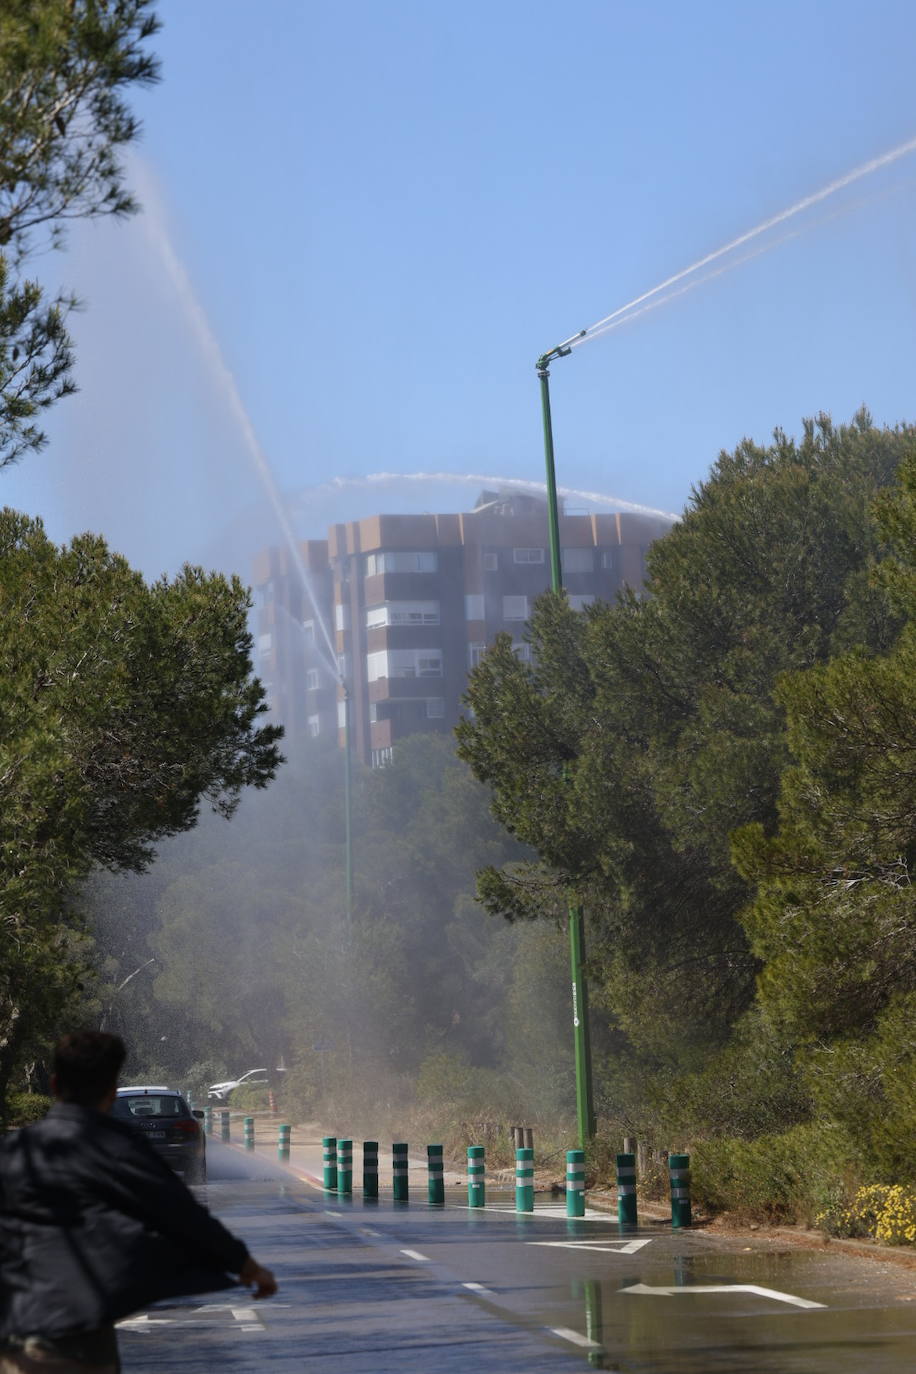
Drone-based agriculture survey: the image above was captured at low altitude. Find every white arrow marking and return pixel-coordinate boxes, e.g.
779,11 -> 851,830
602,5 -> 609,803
116,1316 -> 176,1332
400,1249 -> 430,1262
548,1326 -> 603,1350
620,1283 -> 825,1309
463,1282 -> 497,1298
529,1238 -> 652,1254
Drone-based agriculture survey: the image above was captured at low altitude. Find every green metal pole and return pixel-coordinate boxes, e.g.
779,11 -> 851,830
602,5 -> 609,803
537,362 -> 563,593
536,350 -> 596,1149
343,684 -> 353,928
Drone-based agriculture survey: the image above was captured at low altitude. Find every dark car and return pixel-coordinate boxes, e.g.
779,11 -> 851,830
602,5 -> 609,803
112,1086 -> 206,1183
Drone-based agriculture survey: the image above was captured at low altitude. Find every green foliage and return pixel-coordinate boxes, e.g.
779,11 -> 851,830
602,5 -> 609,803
182,1058 -> 229,1106
734,448 -> 916,1042
459,411 -> 909,1067
690,1122 -> 862,1224
818,1184 -> 916,1245
651,1010 -> 812,1142
0,511 -> 281,1096
0,0 -> 161,464
4,1091 -> 52,1125
228,1082 -> 270,1113
280,1052 -> 318,1124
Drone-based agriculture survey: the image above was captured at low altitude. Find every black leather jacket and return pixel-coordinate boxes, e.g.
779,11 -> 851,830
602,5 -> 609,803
0,1102 -> 249,1339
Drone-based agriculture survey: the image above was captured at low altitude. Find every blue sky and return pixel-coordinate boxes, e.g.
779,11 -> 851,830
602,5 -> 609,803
5,0 -> 916,578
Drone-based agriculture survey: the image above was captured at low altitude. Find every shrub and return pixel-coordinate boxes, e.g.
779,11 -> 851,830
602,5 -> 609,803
5,1093 -> 52,1126
818,1184 -> 916,1245
690,1122 -> 862,1223
228,1083 -> 271,1113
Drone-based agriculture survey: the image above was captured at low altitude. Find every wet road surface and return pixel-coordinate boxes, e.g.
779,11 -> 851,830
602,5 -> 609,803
117,1141 -> 916,1372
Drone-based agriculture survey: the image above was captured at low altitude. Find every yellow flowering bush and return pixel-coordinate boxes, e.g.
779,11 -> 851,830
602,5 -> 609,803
817,1184 -> 916,1246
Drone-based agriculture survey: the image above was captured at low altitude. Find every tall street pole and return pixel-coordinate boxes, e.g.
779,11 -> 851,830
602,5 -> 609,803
536,333 -> 596,1149
343,681 -> 353,929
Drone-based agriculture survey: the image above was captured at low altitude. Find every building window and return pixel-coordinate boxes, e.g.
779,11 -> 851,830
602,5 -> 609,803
366,651 -> 387,682
464,593 -> 485,621
502,595 -> 528,621
569,594 -> 595,613
334,602 -> 349,632
468,642 -> 487,669
512,641 -> 531,662
365,550 -> 438,576
368,703 -> 378,724
426,698 -> 445,718
307,715 -> 320,738
305,668 -> 320,691
370,747 -> 394,768
513,548 -> 544,564
483,551 -> 498,572
366,600 -> 440,628
302,619 -> 315,643
366,648 -> 443,681
257,632 -> 272,656
601,549 -> 620,571
337,699 -> 347,729
562,548 -> 594,574
337,652 -> 348,679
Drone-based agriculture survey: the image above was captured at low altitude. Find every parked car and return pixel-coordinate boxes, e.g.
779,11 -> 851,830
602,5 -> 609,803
207,1068 -> 268,1101
112,1086 -> 206,1183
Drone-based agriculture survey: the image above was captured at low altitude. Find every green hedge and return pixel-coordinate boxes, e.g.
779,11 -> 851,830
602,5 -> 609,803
5,1093 -> 52,1126
690,1122 -> 862,1224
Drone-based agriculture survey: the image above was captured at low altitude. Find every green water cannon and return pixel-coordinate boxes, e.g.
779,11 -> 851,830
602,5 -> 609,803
536,329 -> 586,378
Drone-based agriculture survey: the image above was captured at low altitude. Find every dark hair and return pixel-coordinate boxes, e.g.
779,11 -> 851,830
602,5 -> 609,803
53,1031 -> 127,1106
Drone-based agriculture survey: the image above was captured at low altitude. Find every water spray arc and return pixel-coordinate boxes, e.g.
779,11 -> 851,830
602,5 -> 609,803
535,334 -> 595,1151
569,130 -> 916,352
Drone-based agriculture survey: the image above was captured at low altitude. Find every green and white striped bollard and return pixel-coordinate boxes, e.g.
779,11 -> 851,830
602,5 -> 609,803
337,1138 -> 353,1196
515,1147 -> 534,1213
467,1145 -> 485,1208
203,1106 -> 213,1136
669,1153 -> 691,1228
363,1140 -> 379,1199
392,1142 -> 409,1202
322,1136 -> 337,1191
278,1123 -> 291,1162
427,1144 -> 445,1205
219,1110 -> 230,1143
566,1149 -> 585,1218
243,1116 -> 255,1152
616,1152 -> 637,1227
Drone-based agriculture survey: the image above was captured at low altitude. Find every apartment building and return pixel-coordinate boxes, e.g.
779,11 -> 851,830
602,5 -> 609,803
253,490 -> 671,767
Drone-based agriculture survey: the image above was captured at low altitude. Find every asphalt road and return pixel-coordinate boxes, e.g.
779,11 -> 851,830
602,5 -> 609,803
116,1141 -> 916,1373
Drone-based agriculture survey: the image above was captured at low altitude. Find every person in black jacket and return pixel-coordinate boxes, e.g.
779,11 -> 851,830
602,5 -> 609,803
0,1031 -> 277,1373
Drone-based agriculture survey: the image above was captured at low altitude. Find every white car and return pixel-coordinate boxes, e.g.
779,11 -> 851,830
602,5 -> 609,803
206,1068 -> 268,1101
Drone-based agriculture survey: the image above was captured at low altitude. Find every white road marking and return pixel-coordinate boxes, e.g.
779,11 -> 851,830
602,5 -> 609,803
359,1227 -> 381,1237
620,1282 -> 825,1309
462,1282 -> 498,1298
325,1209 -> 342,1216
118,1302 -> 276,1335
400,1248 -> 431,1262
529,1237 -> 652,1255
548,1326 -> 603,1350
460,1204 -> 608,1219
